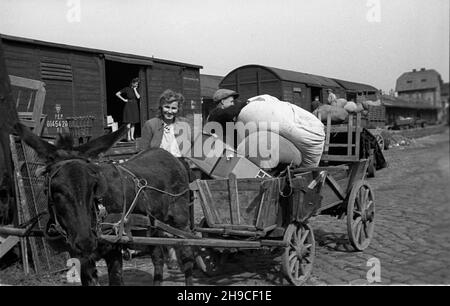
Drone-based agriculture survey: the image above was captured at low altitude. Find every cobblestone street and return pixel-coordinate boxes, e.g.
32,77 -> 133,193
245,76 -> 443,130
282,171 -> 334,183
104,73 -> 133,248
308,128 -> 450,285
105,128 -> 449,286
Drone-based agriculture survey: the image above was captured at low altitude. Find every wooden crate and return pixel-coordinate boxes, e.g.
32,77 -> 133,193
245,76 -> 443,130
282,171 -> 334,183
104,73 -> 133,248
191,174 -> 280,234
366,105 -> 385,128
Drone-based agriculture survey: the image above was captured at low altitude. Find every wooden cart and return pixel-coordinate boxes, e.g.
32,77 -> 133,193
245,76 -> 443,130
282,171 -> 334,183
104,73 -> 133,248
188,155 -> 374,286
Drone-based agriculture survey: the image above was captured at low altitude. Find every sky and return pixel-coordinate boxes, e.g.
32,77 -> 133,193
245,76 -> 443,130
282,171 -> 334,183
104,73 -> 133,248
0,0 -> 448,92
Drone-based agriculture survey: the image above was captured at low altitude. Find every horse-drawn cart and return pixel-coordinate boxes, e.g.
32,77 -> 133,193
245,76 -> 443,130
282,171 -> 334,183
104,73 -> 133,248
0,114 -> 375,286
0,158 -> 374,286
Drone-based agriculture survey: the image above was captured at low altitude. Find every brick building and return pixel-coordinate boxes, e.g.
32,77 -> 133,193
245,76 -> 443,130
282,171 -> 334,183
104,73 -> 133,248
395,68 -> 443,122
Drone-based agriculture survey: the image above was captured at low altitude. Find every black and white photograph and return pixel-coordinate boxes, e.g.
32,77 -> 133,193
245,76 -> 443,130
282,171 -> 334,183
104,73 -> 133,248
0,0 -> 449,291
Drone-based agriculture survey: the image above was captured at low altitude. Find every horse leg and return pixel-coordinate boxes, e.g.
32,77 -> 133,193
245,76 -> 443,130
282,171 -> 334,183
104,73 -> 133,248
150,246 -> 165,286
79,255 -> 100,286
175,245 -> 194,286
103,246 -> 124,286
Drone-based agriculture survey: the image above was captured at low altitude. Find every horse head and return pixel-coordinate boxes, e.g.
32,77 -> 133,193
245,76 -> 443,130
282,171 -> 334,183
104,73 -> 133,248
14,123 -> 127,257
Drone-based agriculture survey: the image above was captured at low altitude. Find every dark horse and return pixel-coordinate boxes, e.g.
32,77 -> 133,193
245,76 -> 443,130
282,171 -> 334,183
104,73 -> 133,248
15,123 -> 194,286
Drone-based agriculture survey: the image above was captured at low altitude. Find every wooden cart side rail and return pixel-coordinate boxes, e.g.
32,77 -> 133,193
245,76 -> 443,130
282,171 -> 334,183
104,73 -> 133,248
99,234 -> 288,248
194,180 -> 222,225
196,224 -> 277,238
0,226 -> 288,248
228,174 -> 241,225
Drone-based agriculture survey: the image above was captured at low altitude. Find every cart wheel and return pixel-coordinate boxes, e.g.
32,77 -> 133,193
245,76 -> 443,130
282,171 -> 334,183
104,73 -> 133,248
282,223 -> 315,286
196,247 -> 223,277
346,180 -> 375,251
195,218 -> 223,276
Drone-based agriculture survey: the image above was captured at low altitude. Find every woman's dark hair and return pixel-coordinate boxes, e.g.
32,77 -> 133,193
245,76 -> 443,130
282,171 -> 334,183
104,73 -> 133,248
158,89 -> 184,116
130,77 -> 139,85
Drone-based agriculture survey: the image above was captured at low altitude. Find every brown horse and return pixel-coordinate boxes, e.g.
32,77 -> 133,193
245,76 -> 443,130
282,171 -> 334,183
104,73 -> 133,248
14,123 -> 194,286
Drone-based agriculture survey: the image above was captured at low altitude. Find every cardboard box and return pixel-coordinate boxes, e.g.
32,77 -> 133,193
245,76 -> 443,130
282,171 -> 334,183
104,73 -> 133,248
211,155 -> 271,179
186,132 -> 270,179
185,133 -> 229,175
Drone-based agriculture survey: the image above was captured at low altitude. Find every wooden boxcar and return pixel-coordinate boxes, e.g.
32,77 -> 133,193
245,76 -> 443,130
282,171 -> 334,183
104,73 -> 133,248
219,64 -> 345,111
1,34 -> 202,138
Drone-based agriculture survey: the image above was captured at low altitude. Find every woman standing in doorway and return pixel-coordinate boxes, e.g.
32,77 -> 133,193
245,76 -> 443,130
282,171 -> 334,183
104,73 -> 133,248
116,77 -> 140,141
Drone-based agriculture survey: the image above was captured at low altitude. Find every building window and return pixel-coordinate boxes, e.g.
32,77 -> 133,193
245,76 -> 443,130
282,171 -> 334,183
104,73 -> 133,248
406,80 -> 412,84
421,79 -> 427,82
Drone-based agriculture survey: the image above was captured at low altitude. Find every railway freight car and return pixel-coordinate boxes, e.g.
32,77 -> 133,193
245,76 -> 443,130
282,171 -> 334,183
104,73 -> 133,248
1,34 -> 202,138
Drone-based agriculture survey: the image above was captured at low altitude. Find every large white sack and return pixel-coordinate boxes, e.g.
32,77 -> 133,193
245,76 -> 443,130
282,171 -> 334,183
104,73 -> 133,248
313,104 -> 349,123
236,130 -> 302,169
237,95 -> 325,167
336,98 -> 348,108
344,101 -> 358,113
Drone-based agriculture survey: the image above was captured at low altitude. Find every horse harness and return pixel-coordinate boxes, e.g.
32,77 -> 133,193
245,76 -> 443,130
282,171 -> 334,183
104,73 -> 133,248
44,158 -> 190,243
103,163 -> 190,240
44,158 -> 103,244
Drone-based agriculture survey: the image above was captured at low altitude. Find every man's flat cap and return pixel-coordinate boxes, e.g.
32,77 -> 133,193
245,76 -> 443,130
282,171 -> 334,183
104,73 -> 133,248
213,89 -> 239,103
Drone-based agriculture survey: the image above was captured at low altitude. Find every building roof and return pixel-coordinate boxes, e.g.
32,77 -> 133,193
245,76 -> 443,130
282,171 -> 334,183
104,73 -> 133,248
200,74 -> 223,98
381,95 -> 439,110
395,68 -> 442,92
332,78 -> 378,93
0,33 -> 203,69
265,66 -> 341,88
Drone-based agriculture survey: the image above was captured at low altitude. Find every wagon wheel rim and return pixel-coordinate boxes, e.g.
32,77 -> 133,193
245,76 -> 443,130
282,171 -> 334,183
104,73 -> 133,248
347,181 -> 375,251
282,223 -> 315,286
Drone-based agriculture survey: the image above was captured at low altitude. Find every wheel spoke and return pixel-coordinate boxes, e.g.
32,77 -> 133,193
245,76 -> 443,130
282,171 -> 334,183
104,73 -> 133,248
298,260 -> 305,277
362,222 -> 369,240
355,220 -> 362,242
293,228 -> 300,247
366,200 -> 375,220
358,190 -> 364,210
361,188 -> 368,211
304,256 -> 311,264
288,252 -> 296,262
300,229 -> 310,245
290,256 -> 298,271
363,188 -> 369,206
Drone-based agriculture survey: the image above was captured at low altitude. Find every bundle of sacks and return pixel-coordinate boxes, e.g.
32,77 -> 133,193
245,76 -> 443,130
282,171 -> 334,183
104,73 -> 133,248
313,98 -> 365,124
235,95 -> 325,168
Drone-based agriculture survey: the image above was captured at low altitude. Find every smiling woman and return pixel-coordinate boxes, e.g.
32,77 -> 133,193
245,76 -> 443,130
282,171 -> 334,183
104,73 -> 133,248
139,89 -> 192,155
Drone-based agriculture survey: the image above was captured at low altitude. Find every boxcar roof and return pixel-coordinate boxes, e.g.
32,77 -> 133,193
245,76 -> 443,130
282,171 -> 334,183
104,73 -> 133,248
223,65 -> 343,89
0,34 -> 203,69
264,65 -> 342,88
332,78 -> 378,93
